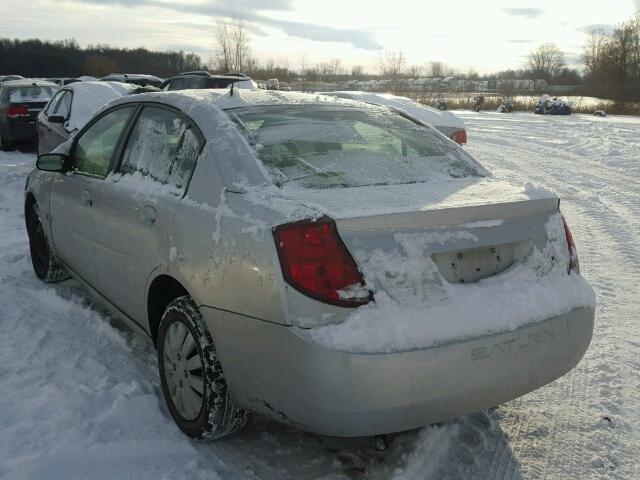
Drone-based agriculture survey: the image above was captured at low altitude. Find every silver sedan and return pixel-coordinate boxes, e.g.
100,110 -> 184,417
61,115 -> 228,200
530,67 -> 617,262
25,89 -> 595,440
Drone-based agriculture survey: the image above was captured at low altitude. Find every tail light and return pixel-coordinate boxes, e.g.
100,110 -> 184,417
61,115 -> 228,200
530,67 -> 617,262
451,129 -> 467,144
273,217 -> 371,307
561,215 -> 580,273
7,106 -> 29,118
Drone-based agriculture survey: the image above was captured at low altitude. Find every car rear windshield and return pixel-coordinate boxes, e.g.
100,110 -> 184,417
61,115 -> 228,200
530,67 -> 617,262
9,86 -> 56,103
230,105 -> 483,189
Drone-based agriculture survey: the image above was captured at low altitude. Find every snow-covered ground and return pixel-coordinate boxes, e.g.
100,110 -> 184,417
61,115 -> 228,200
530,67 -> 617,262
1,111 -> 639,479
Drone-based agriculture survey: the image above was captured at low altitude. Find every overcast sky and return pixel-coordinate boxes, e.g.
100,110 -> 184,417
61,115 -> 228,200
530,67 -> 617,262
2,0 -> 639,73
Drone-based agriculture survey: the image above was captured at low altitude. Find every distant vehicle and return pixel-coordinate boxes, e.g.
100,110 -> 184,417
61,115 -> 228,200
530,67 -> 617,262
0,79 -> 57,150
473,95 -> 485,112
321,91 -> 468,144
266,78 -> 279,90
497,97 -> 514,113
160,73 -> 257,91
46,78 -> 82,86
27,89 -> 594,441
435,96 -> 448,111
37,81 -> 137,155
0,75 -> 24,83
535,95 -> 572,115
100,74 -> 163,88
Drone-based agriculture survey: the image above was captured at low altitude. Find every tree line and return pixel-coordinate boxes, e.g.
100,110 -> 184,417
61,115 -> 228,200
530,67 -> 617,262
0,38 -> 204,78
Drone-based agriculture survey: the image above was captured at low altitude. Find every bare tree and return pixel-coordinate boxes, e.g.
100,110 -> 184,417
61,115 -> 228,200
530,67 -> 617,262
213,14 -> 250,73
583,30 -> 609,78
426,61 -> 452,78
528,43 -> 566,81
377,50 -> 406,92
351,65 -> 364,78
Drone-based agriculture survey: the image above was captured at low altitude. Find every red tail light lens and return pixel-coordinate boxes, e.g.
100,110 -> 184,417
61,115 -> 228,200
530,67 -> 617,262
273,217 -> 371,307
451,129 -> 467,144
561,215 -> 580,273
7,106 -> 29,118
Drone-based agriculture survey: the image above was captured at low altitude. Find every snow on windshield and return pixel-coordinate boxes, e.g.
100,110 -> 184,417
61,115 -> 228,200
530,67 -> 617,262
230,105 -> 483,189
9,86 -> 55,103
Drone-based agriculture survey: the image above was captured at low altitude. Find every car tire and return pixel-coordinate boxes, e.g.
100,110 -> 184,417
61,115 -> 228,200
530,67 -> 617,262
158,296 -> 249,441
0,129 -> 14,151
26,202 -> 70,283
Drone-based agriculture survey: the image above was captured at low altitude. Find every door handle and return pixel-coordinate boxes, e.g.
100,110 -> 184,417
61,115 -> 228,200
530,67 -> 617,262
142,205 -> 156,226
80,190 -> 92,206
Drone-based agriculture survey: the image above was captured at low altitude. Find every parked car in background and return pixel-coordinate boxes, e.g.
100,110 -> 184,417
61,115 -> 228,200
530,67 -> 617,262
37,81 -> 137,155
100,73 -> 163,87
26,89 -> 594,442
46,78 -> 82,86
321,91 -> 468,144
160,72 -> 257,91
0,79 -> 57,150
0,75 -> 24,83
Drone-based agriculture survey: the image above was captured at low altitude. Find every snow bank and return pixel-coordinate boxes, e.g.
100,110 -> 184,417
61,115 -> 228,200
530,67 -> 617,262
296,214 -> 596,353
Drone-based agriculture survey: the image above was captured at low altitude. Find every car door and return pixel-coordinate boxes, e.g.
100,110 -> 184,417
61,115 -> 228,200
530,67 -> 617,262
46,90 -> 73,152
38,90 -> 70,154
49,106 -> 135,287
94,104 -> 203,325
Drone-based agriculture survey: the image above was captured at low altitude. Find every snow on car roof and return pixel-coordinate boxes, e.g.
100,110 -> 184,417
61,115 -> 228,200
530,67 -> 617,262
65,81 -> 137,131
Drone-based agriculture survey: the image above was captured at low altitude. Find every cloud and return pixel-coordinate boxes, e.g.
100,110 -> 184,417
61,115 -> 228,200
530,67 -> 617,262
68,0 -> 381,50
577,23 -> 615,35
507,39 -> 536,44
501,7 -> 544,19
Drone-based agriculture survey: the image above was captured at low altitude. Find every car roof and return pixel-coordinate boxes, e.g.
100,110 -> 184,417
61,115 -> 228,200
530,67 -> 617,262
166,74 -> 247,81
101,73 -> 162,81
107,89 -> 376,116
1,79 -> 58,87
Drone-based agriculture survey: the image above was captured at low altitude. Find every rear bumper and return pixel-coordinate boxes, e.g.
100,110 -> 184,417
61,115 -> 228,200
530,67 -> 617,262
202,306 -> 594,437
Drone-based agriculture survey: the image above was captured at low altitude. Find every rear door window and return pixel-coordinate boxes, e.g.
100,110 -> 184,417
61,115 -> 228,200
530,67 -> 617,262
45,91 -> 64,116
73,107 -> 134,177
53,91 -> 72,119
119,106 -> 203,192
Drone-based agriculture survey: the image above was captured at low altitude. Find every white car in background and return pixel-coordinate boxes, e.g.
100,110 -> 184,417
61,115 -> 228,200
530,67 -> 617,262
37,81 -> 138,155
322,91 -> 468,144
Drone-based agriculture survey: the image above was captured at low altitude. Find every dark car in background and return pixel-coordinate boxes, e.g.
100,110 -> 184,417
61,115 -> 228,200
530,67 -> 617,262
0,80 -> 57,150
99,73 -> 163,87
160,72 -> 256,90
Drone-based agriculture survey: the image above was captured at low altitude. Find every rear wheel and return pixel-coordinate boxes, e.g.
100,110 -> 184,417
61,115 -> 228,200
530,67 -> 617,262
26,202 -> 69,282
158,296 -> 249,440
0,129 -> 14,151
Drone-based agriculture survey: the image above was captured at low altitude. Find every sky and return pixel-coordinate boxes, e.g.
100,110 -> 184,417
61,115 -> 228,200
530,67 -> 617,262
2,0 -> 639,73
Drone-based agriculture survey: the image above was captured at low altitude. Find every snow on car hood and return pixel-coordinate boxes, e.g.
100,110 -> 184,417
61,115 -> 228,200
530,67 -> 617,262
294,213 -> 596,353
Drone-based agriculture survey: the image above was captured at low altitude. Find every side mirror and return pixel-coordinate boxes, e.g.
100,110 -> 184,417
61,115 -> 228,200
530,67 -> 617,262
37,153 -> 67,172
47,115 -> 65,124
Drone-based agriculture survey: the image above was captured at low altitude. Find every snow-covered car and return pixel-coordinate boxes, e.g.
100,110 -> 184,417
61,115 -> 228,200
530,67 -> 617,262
321,91 -> 468,144
25,89 -> 595,441
37,81 -> 138,155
